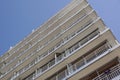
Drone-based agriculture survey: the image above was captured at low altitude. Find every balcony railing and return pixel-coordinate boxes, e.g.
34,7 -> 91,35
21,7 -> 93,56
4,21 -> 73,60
46,42 -> 112,80
33,30 -> 100,79
68,42 -> 110,75
93,63 -> 120,80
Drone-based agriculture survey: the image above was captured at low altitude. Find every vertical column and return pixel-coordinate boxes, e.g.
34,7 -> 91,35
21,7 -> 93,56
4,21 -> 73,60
55,53 -> 57,63
67,63 -> 73,75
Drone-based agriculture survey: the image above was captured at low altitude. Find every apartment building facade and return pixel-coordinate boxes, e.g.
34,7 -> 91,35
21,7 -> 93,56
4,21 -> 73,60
0,0 -> 120,80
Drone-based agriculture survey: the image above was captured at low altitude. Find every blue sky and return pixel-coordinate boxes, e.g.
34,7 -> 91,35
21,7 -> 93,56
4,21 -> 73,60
0,0 -> 120,56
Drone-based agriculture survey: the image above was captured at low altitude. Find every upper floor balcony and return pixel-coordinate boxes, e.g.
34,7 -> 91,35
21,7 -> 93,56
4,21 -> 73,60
45,40 -> 115,80
78,56 -> 120,80
93,61 -> 120,80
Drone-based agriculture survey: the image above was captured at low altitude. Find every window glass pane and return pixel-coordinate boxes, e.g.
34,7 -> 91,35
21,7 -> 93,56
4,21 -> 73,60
57,54 -> 63,62
49,59 -> 55,67
75,59 -> 85,69
58,70 -> 66,80
41,64 -> 48,72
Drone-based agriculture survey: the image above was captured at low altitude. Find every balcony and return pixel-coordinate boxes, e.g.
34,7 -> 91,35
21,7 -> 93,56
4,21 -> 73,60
46,41 -> 112,80
93,63 -> 120,80
34,31 -> 100,79
68,41 -> 110,74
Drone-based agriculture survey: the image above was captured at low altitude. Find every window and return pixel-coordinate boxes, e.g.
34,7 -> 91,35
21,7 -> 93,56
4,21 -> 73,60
41,64 -> 48,72
57,70 -> 66,80
57,53 -> 64,62
49,59 -> 55,67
